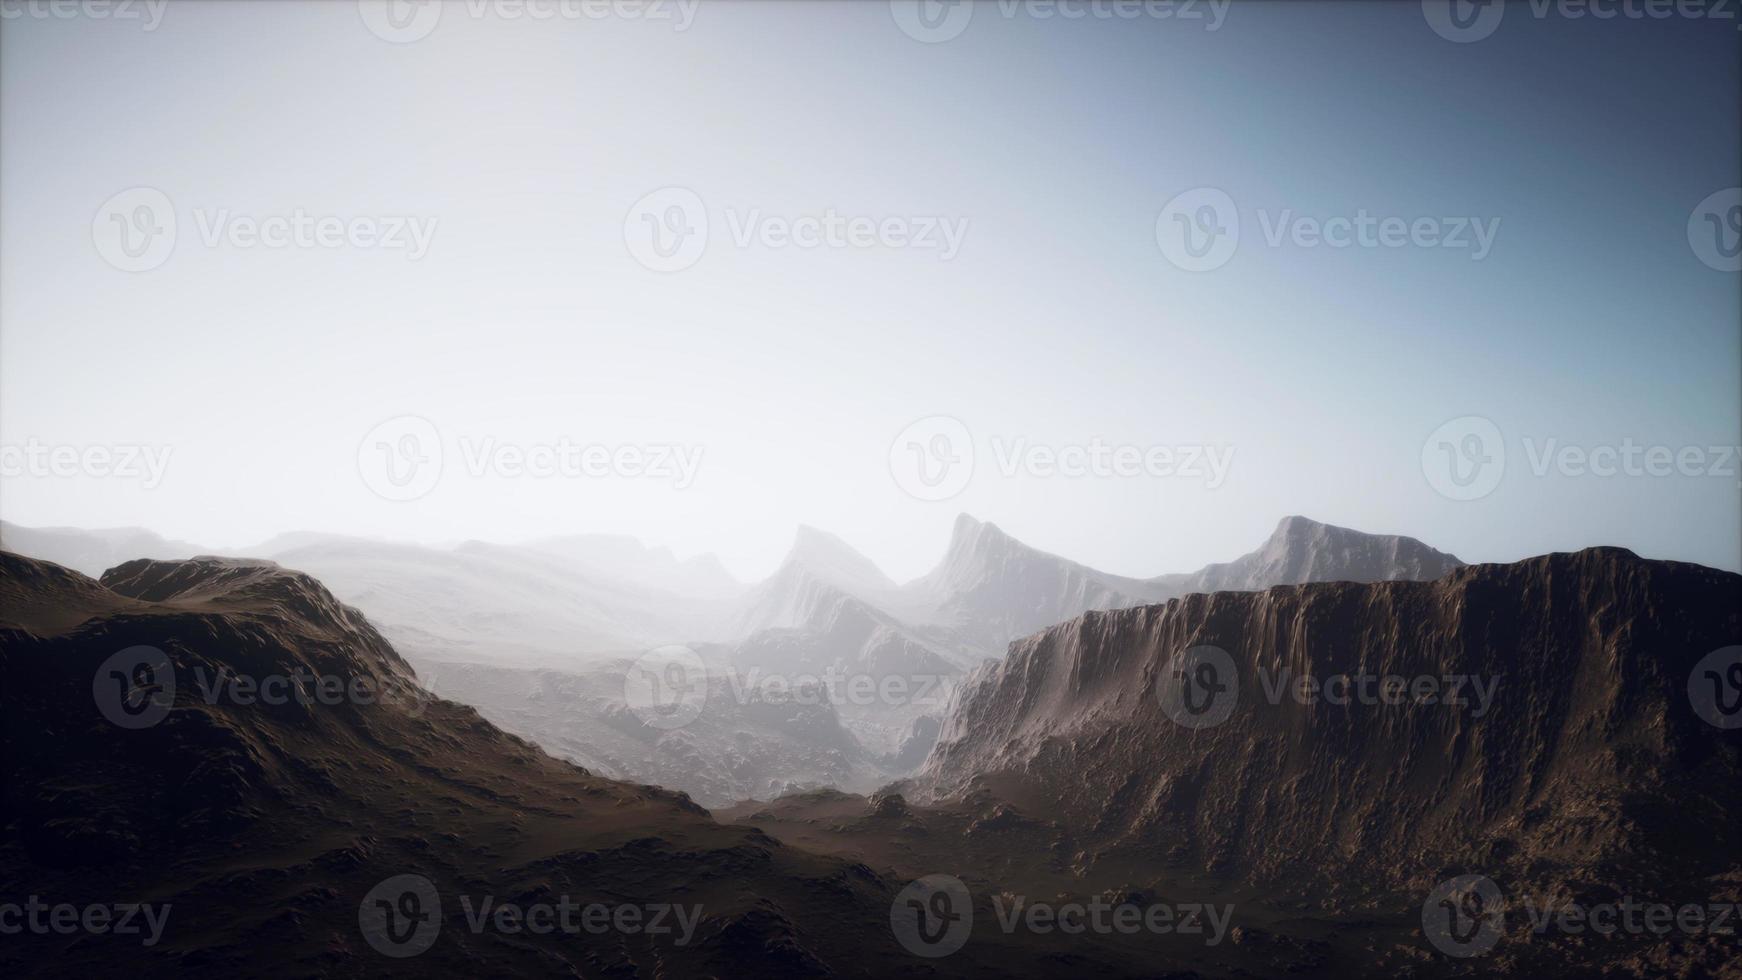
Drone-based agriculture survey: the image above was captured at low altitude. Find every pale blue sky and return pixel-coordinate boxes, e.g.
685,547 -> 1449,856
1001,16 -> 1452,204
2,1 -> 1737,579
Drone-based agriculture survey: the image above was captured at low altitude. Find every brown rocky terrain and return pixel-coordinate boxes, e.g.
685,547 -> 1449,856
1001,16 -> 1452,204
728,548 -> 1742,977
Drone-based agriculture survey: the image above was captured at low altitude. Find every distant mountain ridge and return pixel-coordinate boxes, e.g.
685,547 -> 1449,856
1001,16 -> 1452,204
0,521 -> 204,578
1150,514 -> 1464,597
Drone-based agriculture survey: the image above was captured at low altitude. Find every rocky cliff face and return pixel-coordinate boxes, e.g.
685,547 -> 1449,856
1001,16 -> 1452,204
918,548 -> 1741,895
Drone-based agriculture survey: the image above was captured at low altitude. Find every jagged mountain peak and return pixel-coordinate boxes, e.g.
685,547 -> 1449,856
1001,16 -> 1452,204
1166,515 -> 1465,595
927,514 -> 1052,584
942,512 -> 1016,558
782,524 -> 895,594
908,516 -> 1163,654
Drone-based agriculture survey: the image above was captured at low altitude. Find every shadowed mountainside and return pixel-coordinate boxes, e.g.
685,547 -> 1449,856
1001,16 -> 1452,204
0,551 -> 1131,978
726,548 -> 1742,977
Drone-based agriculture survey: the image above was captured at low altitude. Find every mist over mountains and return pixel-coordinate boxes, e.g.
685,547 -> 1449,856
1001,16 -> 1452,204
3,514 -> 1465,807
5,522 -> 1735,977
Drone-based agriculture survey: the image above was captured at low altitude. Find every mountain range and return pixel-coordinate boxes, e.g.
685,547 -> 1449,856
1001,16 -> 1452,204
5,530 -> 1735,977
1,515 -> 1464,806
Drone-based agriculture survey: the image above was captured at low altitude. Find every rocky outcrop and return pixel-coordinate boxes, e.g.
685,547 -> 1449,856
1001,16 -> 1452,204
919,548 -> 1742,894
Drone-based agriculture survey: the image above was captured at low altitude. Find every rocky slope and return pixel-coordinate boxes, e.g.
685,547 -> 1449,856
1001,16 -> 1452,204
917,549 -> 1742,898
0,551 -> 1097,978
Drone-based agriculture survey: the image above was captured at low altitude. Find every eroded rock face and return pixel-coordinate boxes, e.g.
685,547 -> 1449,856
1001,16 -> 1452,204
918,548 -> 1742,892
